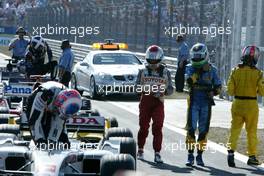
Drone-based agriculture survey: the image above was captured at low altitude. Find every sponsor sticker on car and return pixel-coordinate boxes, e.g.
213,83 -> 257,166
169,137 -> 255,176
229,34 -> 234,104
67,116 -> 105,127
4,84 -> 32,97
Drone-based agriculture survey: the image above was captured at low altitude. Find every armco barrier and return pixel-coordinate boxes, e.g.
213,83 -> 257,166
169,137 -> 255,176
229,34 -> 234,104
44,38 -> 177,85
19,38 -> 230,101
45,38 -> 233,101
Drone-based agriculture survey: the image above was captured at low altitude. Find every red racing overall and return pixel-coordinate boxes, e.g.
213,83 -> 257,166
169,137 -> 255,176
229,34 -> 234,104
137,65 -> 173,152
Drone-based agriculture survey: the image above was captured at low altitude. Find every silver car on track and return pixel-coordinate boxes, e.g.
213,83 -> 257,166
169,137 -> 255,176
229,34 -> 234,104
71,43 -> 144,99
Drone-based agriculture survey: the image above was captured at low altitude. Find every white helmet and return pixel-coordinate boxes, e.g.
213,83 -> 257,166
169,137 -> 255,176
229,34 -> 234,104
145,45 -> 164,64
30,35 -> 45,53
241,45 -> 260,66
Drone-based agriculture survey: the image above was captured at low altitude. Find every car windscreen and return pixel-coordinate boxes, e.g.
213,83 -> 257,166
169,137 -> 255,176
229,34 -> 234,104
93,53 -> 142,65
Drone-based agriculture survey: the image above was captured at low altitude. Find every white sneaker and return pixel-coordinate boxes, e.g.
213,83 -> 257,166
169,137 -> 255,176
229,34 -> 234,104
137,149 -> 144,160
154,152 -> 164,163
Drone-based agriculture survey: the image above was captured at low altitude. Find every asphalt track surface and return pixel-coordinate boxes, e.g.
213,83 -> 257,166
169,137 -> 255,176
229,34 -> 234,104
91,95 -> 264,176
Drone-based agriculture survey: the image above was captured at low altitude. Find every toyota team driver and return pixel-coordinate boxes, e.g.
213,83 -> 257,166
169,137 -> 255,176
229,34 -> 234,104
136,45 -> 173,163
18,36 -> 57,79
27,81 -> 82,148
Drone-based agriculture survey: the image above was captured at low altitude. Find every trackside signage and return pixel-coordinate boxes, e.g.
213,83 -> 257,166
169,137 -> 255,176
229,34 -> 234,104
0,37 -> 12,46
4,84 -> 32,96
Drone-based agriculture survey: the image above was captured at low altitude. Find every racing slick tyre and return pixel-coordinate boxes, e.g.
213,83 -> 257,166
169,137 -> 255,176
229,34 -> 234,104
0,114 -> 11,124
0,107 -> 9,114
120,137 -> 137,166
90,76 -> 101,100
100,154 -> 135,176
71,74 -> 83,96
105,127 -> 133,140
6,62 -> 13,72
91,110 -> 100,116
0,124 -> 20,135
109,117 -> 118,128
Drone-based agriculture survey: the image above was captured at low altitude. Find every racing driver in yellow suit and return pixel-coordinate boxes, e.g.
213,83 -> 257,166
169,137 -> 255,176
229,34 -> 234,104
227,45 -> 264,167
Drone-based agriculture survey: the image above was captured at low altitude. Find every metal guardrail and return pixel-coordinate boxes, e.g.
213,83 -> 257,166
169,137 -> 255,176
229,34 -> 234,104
45,38 -> 232,101
45,38 -> 178,85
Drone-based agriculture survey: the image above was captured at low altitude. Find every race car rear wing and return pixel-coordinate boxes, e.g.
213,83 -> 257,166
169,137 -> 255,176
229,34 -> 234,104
0,74 -> 53,98
66,113 -> 105,133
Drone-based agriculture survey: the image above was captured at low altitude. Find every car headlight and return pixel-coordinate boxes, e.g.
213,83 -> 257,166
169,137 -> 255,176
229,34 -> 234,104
97,72 -> 113,81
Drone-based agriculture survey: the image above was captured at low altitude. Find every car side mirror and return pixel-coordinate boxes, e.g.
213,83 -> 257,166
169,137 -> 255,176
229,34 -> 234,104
80,62 -> 89,67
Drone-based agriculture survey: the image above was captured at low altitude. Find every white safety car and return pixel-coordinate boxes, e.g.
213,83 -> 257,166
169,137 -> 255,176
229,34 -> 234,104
71,40 -> 145,99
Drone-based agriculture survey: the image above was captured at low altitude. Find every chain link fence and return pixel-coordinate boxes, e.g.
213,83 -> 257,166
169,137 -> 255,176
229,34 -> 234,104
25,0 -> 222,54
23,0 -> 264,89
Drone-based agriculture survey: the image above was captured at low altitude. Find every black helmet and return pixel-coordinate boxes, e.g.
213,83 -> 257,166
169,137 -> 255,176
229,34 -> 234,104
61,39 -> 70,50
176,34 -> 184,42
16,27 -> 26,35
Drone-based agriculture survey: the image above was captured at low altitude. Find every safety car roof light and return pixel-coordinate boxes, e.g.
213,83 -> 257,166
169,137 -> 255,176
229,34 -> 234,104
92,39 -> 128,50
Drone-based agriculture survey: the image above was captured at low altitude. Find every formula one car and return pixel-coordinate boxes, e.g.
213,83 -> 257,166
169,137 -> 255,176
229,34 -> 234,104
0,102 -> 136,176
0,126 -> 136,175
0,96 -> 136,175
0,69 -> 54,126
0,78 -> 119,142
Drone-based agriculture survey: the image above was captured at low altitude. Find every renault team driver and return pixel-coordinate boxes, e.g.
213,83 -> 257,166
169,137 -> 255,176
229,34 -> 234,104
185,43 -> 221,167
227,46 -> 264,167
136,45 -> 173,163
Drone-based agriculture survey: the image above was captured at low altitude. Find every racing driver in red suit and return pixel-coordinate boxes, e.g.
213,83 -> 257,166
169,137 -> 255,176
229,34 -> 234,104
136,45 -> 174,163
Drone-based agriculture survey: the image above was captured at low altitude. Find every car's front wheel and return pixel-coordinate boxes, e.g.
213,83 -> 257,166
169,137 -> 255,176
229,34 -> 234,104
71,74 -> 83,96
89,76 -> 101,99
100,154 -> 135,176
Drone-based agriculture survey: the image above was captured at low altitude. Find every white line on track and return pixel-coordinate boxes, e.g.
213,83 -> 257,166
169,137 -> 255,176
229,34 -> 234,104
109,101 -> 264,170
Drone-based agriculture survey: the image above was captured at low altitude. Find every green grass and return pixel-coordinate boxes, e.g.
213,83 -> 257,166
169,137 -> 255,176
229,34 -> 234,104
208,127 -> 264,162
0,46 -> 11,56
0,34 -> 15,38
0,34 -> 14,56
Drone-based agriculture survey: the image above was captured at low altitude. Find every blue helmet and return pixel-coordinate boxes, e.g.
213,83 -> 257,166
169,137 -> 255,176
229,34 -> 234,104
190,43 -> 209,68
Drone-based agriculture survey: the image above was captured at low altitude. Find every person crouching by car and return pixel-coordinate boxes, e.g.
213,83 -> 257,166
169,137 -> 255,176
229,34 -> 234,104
58,39 -> 74,87
26,81 -> 82,148
24,36 -> 57,79
136,45 -> 174,163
